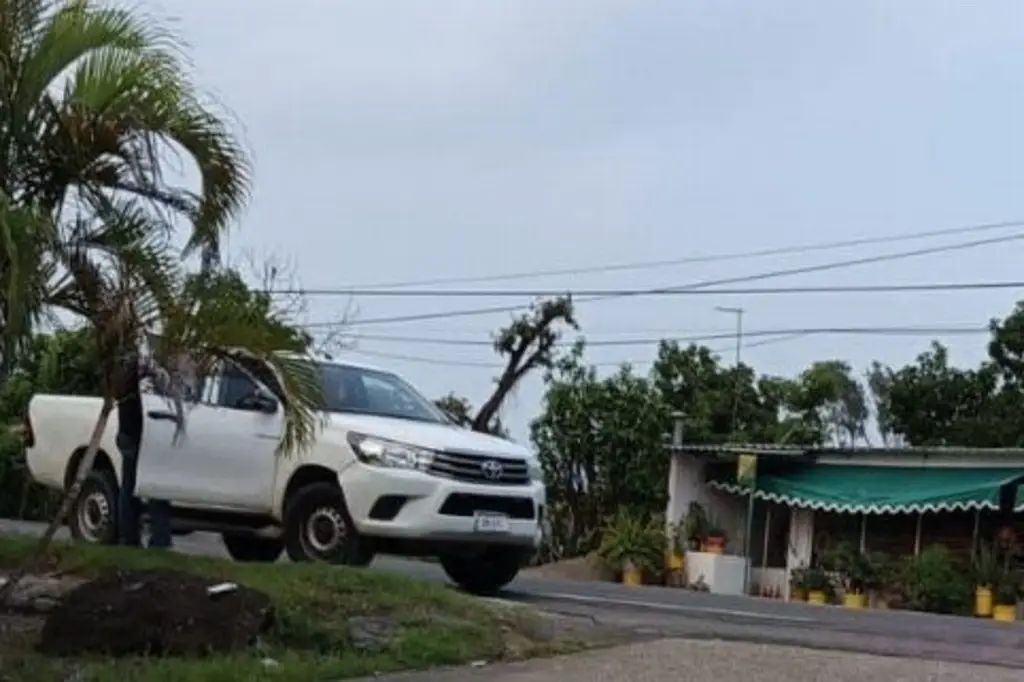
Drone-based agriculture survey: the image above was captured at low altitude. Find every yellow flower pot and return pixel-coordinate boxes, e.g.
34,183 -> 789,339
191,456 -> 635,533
975,587 -> 993,617
843,592 -> 867,609
807,590 -> 827,605
622,566 -> 643,586
666,551 -> 685,571
992,604 -> 1016,622
790,588 -> 807,602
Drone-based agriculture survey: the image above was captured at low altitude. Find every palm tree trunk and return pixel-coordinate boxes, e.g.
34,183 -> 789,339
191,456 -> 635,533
0,397 -> 115,605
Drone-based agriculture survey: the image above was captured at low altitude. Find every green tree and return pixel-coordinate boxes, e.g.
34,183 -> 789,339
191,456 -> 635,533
0,330 -> 100,520
867,343 -> 1003,447
868,302 -> 1024,448
472,296 -> 577,433
651,340 -> 805,443
433,392 -> 508,437
434,392 -> 473,426
791,360 -> 869,446
531,342 -> 671,559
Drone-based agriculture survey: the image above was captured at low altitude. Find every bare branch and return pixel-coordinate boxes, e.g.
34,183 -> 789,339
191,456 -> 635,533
230,248 -> 356,357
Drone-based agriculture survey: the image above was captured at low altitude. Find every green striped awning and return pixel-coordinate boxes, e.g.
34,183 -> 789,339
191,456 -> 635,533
707,465 -> 1024,514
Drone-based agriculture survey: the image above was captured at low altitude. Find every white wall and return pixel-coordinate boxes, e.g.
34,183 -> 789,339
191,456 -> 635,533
667,453 -> 817,599
666,453 -> 747,553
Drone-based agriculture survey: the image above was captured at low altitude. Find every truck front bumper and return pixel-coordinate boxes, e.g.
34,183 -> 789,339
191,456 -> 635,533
340,463 -> 545,549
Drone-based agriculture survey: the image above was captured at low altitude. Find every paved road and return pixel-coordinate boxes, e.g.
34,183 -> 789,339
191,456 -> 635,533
365,639 -> 1024,682
3,521 -> 1022,668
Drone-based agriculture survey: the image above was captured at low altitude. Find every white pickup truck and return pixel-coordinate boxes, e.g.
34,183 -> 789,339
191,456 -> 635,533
23,356 -> 545,595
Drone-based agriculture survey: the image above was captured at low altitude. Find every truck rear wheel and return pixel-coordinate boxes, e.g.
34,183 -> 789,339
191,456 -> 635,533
283,482 -> 374,566
222,533 -> 284,562
68,469 -> 119,545
439,547 -> 527,596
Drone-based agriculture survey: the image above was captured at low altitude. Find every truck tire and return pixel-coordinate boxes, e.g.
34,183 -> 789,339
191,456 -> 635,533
222,533 -> 284,563
68,469 -> 119,545
283,482 -> 374,566
439,547 -> 527,596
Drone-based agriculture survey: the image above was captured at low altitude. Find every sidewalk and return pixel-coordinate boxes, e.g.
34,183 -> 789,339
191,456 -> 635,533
365,639 -> 1023,682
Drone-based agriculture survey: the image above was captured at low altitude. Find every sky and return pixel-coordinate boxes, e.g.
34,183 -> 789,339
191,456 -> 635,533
150,0 -> 1024,442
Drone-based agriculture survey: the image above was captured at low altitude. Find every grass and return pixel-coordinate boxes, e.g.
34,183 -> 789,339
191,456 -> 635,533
0,534 -> 577,682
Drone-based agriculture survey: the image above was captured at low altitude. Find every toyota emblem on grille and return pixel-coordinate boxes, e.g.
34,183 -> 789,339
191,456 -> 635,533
480,460 -> 504,480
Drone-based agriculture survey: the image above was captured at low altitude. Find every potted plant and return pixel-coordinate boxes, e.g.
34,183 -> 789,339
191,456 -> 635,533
597,510 -> 664,586
803,564 -> 831,605
870,553 -> 899,609
702,514 -> 727,554
665,521 -> 686,577
824,542 -> 879,609
682,502 -> 708,551
971,542 -> 1001,617
992,577 -> 1018,623
788,566 -> 808,602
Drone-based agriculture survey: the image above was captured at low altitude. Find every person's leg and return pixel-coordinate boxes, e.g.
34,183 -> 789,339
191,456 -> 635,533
147,499 -> 173,549
114,433 -> 142,547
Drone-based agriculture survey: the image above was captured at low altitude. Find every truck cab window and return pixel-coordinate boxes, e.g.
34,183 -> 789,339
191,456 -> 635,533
219,367 -> 258,408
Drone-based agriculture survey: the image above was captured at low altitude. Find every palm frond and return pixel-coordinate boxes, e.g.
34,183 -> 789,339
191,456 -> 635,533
14,0 -> 179,115
150,271 -> 324,456
4,1 -> 248,249
0,194 -> 52,370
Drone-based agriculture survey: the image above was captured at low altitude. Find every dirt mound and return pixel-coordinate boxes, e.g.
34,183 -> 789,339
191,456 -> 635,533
523,553 -> 615,582
38,569 -> 275,657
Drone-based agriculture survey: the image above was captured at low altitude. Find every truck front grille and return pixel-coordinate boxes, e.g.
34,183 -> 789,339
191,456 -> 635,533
439,493 -> 536,519
428,450 -> 529,486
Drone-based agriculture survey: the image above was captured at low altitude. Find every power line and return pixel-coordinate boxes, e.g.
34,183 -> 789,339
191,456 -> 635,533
345,218 -> 1024,289
343,332 -> 811,370
344,348 -> 498,368
344,325 -> 991,349
303,232 -> 1024,327
294,280 -> 1024,299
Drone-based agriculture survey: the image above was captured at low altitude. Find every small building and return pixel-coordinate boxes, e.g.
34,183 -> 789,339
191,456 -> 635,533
665,443 -> 1024,598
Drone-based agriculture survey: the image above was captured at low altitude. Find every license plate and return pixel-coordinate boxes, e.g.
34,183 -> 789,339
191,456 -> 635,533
473,513 -> 510,533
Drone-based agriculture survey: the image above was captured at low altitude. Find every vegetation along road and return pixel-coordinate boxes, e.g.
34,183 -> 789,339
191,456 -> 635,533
2,519 -> 1022,671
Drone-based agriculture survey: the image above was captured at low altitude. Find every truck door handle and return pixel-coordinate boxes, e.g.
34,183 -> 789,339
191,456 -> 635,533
147,410 -> 178,422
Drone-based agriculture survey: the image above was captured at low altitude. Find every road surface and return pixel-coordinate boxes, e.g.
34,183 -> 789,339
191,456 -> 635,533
2,520 -> 1022,669
364,639 -> 1023,682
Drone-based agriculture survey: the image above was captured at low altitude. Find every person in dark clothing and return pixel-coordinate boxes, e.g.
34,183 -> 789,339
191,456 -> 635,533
116,350 -> 172,549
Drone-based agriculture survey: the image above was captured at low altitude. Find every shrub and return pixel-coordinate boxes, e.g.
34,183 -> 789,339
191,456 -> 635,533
899,544 -> 972,615
822,541 -> 882,594
596,509 -> 665,573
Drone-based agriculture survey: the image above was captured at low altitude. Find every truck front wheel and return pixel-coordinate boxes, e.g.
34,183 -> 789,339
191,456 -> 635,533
439,547 -> 528,596
283,482 -> 374,566
222,533 -> 284,562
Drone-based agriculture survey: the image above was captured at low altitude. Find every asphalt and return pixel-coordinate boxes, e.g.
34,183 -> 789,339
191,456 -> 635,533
362,639 -> 1024,682
2,520 -> 1022,669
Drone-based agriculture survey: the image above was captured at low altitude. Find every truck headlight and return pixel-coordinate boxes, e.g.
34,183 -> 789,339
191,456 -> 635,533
347,433 -> 433,470
527,458 -> 544,483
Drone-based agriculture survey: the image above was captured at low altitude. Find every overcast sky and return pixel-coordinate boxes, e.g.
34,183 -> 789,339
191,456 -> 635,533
155,0 -> 1024,442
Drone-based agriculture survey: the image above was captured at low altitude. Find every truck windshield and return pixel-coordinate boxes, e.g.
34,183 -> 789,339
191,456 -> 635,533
316,362 -> 450,424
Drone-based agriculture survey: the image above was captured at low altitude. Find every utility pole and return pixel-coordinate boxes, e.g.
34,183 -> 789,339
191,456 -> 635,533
664,412 -> 686,540
716,305 -> 754,593
714,306 -> 744,434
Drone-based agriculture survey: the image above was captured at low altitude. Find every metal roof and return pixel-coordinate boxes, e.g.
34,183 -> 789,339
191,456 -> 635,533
667,443 -> 1024,459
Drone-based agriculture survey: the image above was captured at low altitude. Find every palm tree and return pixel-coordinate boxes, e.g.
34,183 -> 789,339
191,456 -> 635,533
0,202 -> 324,603
0,1 -> 323,601
1,0 -> 250,370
